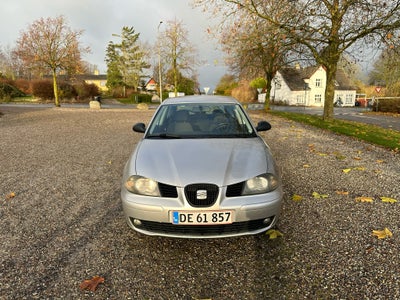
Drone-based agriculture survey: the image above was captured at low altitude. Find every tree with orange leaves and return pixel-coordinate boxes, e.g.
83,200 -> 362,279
15,15 -> 90,106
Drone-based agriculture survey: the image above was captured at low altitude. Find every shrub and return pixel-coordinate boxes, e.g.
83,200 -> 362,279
14,79 -> 32,95
373,98 -> 400,114
58,81 -> 77,100
32,80 -> 54,99
74,82 -> 100,100
129,93 -> 152,103
32,80 -> 78,100
0,82 -> 25,100
231,81 -> 257,103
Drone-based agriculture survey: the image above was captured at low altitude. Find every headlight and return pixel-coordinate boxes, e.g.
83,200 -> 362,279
242,173 -> 279,195
124,175 -> 160,196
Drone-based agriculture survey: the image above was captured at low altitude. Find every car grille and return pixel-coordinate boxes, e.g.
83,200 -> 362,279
184,183 -> 219,207
158,183 -> 178,198
226,182 -> 244,197
132,218 -> 274,237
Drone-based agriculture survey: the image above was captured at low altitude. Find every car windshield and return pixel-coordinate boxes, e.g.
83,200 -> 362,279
146,103 -> 256,138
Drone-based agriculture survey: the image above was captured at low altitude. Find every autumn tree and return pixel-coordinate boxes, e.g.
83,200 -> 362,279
214,3 -> 302,110
158,19 -> 199,96
368,46 -> 400,96
195,0 -> 400,120
215,74 -> 238,95
105,26 -> 150,97
14,16 -> 89,106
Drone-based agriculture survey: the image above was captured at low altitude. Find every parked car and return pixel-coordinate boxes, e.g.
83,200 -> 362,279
121,95 -> 283,238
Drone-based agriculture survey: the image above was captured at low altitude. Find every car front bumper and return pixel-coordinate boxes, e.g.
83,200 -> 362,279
121,186 -> 283,239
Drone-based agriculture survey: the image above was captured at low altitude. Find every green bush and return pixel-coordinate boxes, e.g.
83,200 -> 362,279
0,82 -> 25,100
58,81 -> 77,99
74,82 -> 100,100
373,98 -> 400,113
129,93 -> 152,103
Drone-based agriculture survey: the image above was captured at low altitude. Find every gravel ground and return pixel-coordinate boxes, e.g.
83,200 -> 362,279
0,106 -> 399,299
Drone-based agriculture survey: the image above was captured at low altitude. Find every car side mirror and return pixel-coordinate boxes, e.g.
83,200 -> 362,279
256,121 -> 271,132
133,123 -> 146,133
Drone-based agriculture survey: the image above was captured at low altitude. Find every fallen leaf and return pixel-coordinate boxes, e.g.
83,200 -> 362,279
312,192 -> 329,199
266,229 -> 283,239
353,166 -> 366,171
303,164 -> 311,168
376,160 -> 384,164
5,192 -> 16,200
353,157 -> 362,160
333,152 -> 346,160
380,197 -> 397,203
372,228 -> 393,239
292,194 -> 303,202
79,275 -> 104,292
342,168 -> 352,173
317,152 -> 328,156
355,196 -> 374,203
336,190 -> 349,195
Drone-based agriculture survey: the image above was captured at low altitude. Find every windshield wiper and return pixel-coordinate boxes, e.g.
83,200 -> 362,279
147,133 -> 182,139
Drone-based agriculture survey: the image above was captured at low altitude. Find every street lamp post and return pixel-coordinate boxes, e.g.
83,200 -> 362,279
158,21 -> 163,103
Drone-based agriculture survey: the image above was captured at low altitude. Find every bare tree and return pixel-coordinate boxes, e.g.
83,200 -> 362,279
195,0 -> 400,120
216,6 -> 304,109
14,16 -> 89,106
158,19 -> 198,96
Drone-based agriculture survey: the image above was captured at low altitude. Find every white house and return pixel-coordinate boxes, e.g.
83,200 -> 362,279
271,65 -> 357,107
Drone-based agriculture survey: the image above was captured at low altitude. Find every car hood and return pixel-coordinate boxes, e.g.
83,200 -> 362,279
128,138 -> 275,187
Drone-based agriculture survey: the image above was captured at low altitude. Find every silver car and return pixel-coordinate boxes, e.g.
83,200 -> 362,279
121,95 -> 283,238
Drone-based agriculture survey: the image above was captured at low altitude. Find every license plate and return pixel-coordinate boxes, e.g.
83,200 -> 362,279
171,210 -> 234,225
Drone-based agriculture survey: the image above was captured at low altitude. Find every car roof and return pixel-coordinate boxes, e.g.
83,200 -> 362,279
161,95 -> 240,105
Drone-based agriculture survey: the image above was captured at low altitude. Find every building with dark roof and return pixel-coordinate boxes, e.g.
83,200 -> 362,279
271,65 -> 357,107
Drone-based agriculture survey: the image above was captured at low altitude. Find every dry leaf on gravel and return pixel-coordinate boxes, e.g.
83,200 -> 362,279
312,192 -> 329,199
372,228 -> 393,239
266,229 -> 283,239
79,275 -> 104,292
292,194 -> 303,202
336,191 -> 349,195
380,197 -> 397,203
355,196 -> 374,203
5,192 -> 16,200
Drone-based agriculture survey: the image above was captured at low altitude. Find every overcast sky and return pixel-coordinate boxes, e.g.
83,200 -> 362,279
0,0 -> 227,91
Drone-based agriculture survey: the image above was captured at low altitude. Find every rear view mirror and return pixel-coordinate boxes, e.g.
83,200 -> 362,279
133,123 -> 146,133
256,121 -> 272,132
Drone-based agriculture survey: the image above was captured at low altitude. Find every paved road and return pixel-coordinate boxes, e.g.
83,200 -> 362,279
271,105 -> 400,131
1,102 -> 399,131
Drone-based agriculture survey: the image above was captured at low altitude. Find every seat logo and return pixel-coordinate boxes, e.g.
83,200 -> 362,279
196,190 -> 207,200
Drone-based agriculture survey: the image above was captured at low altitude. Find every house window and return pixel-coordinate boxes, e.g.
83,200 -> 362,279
315,94 -> 322,103
315,78 -> 322,87
297,95 -> 304,104
345,94 -> 353,104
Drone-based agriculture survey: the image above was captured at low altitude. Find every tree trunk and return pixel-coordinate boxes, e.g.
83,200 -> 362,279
52,69 -> 60,107
173,58 -> 178,97
323,65 -> 337,120
264,72 -> 274,111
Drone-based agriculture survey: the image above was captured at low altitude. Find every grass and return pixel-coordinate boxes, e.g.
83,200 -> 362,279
268,110 -> 400,152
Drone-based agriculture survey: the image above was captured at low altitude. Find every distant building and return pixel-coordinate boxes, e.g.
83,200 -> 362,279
74,73 -> 108,92
145,77 -> 157,91
271,65 -> 357,107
